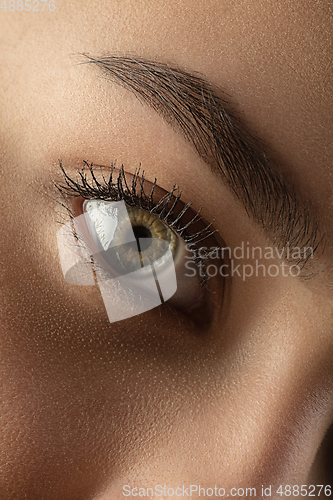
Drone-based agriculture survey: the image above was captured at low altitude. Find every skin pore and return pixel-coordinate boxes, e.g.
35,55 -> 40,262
0,1 -> 332,499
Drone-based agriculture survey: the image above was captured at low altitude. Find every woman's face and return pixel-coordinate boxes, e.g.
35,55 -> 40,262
0,1 -> 332,498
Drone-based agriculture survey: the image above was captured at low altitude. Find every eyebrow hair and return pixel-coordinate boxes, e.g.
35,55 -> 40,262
81,54 -> 325,270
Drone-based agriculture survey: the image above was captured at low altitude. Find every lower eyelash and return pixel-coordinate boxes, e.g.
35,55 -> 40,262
54,160 -> 219,284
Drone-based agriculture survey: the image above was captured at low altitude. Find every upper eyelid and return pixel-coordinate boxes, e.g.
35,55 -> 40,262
54,160 -> 220,261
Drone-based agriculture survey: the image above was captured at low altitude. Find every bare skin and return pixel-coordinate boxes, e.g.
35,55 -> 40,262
0,1 -> 332,499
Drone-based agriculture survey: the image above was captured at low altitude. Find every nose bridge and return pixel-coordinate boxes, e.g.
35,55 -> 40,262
220,351 -> 333,489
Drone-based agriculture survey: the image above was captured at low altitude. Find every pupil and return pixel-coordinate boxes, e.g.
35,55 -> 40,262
133,225 -> 151,239
133,225 -> 152,251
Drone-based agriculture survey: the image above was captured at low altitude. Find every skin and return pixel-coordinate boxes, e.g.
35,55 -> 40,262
0,0 -> 332,499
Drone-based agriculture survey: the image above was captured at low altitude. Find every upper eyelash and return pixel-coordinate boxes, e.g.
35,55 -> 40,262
54,160 -> 219,283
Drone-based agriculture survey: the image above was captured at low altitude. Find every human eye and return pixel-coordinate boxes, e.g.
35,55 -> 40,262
54,160 -> 226,327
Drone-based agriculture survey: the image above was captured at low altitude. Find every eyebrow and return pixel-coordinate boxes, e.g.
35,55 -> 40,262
81,54 -> 325,271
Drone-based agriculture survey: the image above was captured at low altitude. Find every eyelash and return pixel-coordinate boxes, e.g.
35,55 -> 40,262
54,160 -> 218,284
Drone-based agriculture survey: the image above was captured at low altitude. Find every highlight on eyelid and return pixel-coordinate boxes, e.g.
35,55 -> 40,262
56,200 -> 178,323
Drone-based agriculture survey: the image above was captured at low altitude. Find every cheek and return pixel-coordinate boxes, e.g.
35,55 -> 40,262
0,295 -> 200,498
0,262 -> 332,497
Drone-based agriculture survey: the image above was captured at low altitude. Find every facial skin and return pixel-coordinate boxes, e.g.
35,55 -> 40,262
0,1 -> 332,499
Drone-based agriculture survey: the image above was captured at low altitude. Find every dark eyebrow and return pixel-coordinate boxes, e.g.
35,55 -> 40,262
81,54 -> 325,270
